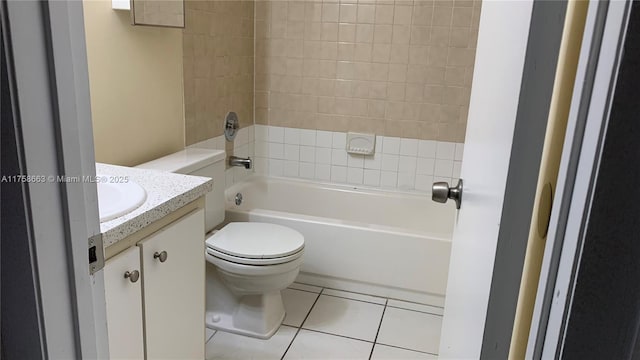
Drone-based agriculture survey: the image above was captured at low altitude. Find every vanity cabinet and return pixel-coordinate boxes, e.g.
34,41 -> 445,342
104,209 -> 205,359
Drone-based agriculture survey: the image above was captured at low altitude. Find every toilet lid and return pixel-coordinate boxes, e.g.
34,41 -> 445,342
206,222 -> 305,259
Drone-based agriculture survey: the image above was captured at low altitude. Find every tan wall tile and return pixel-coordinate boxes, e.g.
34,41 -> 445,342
373,24 -> 393,43
452,7 -> 473,27
254,0 -> 482,142
183,0 -> 255,146
393,6 -> 413,25
375,4 -> 394,24
432,6 -> 453,27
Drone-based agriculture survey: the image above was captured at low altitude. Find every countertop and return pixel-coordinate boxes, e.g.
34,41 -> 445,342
97,163 -> 213,248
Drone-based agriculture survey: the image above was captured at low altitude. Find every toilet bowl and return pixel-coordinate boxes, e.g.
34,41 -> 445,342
204,222 -> 304,339
136,149 -> 305,339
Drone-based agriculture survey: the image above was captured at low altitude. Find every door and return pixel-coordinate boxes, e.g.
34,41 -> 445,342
438,1 -> 536,358
138,209 -> 205,359
2,1 -> 108,358
104,246 -> 145,359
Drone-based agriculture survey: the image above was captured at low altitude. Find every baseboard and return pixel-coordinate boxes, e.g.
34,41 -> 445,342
296,272 -> 445,308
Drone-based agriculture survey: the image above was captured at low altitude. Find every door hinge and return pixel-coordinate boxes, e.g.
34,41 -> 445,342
88,233 -> 105,275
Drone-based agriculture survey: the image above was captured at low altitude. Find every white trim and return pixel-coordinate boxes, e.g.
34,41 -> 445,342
524,1 -> 602,357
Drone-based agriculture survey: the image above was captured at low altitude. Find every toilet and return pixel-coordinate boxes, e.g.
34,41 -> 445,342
137,148 -> 304,339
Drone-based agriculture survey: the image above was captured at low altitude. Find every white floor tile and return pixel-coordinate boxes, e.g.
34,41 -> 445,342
386,299 -> 444,316
282,289 -> 320,327
323,289 -> 386,305
206,325 -> 297,360
289,283 -> 322,293
206,328 -> 216,343
303,295 -> 384,341
376,307 -> 442,354
283,329 -> 372,359
370,344 -> 436,359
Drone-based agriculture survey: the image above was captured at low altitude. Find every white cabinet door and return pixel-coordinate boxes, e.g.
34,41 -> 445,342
104,246 -> 145,360
138,209 -> 205,360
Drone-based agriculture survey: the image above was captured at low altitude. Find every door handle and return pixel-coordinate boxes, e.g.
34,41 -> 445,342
432,179 -> 463,209
124,270 -> 140,283
154,251 -> 168,263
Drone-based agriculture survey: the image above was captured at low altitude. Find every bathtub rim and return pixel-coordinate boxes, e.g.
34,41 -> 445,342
225,174 -> 455,240
226,174 -> 438,201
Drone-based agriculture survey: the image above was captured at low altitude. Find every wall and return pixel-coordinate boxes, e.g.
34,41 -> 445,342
83,0 -> 185,166
183,0 -> 255,150
253,124 -> 462,191
255,0 -> 481,142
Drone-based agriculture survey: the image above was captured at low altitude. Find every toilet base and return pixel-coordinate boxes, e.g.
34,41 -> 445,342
205,291 -> 286,339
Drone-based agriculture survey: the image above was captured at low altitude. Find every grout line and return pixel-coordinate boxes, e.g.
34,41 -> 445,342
320,292 -> 387,306
368,299 -> 388,360
317,285 -> 388,301
299,327 -> 376,345
386,296 -> 445,309
385,305 -> 443,317
288,282 -> 323,293
293,284 -> 442,310
207,329 -> 219,343
280,288 -> 324,360
373,342 -> 439,357
286,287 -> 322,295
208,330 -> 217,343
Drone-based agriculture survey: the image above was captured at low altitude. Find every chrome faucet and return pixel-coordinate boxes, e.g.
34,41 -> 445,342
228,156 -> 252,169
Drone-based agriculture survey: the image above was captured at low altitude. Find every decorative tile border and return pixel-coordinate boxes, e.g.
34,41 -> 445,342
189,125 -> 463,193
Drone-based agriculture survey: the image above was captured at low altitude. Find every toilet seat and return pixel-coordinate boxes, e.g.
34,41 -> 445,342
206,247 -> 303,266
206,222 -> 305,266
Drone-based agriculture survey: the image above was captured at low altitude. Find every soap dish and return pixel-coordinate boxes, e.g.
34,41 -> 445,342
346,132 -> 375,155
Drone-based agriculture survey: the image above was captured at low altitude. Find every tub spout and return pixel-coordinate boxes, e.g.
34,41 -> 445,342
229,156 -> 252,169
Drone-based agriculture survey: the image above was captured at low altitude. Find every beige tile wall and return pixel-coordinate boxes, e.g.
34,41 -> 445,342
255,0 -> 480,142
183,0 -> 255,147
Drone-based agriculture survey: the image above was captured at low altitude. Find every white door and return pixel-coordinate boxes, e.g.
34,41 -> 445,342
438,1 -> 535,358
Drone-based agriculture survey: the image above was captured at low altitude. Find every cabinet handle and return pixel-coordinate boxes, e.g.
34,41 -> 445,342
124,270 -> 140,283
153,251 -> 168,263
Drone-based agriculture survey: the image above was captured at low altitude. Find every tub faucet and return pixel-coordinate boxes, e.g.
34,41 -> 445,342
229,156 -> 252,169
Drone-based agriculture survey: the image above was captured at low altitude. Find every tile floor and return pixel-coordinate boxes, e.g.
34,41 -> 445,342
206,283 -> 443,360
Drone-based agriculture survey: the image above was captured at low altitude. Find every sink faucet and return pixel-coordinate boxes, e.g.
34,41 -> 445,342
228,156 -> 252,169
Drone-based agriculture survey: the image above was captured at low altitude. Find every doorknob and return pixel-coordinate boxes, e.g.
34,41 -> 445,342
432,179 -> 463,209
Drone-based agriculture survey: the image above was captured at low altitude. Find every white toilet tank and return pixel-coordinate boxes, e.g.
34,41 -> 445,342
136,148 -> 226,233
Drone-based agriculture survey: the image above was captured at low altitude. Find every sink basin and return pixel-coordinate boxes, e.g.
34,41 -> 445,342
97,175 -> 147,222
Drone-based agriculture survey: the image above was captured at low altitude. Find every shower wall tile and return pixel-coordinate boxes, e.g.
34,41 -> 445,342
183,0 -> 255,146
255,0 -> 481,143
254,125 -> 462,193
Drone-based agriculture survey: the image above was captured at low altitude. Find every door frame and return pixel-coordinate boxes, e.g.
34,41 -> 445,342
2,0 -> 108,358
526,0 -> 632,357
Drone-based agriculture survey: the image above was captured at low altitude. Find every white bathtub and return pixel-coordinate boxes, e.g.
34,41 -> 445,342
224,176 -> 456,306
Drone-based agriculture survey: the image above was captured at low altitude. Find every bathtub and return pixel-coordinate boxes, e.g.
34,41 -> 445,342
224,176 -> 456,306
